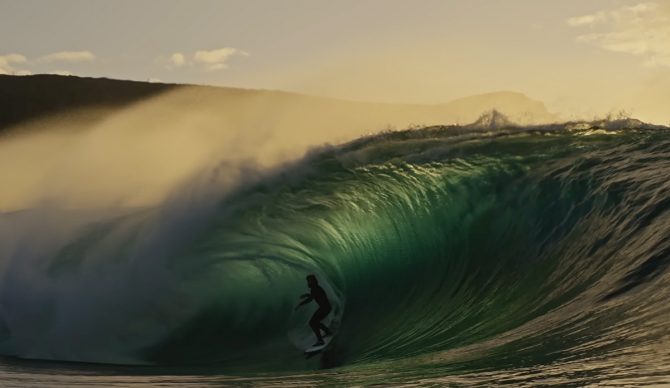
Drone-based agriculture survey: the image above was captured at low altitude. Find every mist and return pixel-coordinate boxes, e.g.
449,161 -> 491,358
0,83 -> 556,211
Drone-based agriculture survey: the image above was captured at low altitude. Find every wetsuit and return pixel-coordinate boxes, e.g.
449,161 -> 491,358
309,284 -> 332,325
300,284 -> 332,343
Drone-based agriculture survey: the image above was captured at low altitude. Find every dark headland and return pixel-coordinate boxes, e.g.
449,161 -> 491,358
0,74 -> 556,135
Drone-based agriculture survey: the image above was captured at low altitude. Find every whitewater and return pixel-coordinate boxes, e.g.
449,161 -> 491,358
1,117 -> 670,386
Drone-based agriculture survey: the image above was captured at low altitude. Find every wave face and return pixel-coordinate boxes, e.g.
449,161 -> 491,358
2,122 -> 670,384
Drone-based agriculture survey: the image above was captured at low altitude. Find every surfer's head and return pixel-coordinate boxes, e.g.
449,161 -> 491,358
306,274 -> 318,287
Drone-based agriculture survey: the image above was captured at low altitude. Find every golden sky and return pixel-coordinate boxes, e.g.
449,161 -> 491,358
1,0 -> 669,123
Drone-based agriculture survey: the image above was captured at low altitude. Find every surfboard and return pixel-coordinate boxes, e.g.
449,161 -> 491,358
304,335 -> 333,354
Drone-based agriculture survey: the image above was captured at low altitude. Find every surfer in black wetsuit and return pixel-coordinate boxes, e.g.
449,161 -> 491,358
295,274 -> 333,346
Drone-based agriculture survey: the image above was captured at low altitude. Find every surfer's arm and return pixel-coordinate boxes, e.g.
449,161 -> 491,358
295,294 -> 313,309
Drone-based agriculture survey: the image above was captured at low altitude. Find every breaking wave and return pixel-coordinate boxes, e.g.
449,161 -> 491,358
1,118 -> 670,384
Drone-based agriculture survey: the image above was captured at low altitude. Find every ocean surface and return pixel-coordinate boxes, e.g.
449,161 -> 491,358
1,120 -> 670,386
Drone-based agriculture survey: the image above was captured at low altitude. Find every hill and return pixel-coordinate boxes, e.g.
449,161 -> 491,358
0,75 -> 555,136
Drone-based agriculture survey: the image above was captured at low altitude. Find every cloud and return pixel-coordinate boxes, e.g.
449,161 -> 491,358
169,53 -> 186,68
49,70 -> 73,76
567,2 -> 670,67
37,51 -> 96,64
566,11 -> 608,27
1,51 -> 94,76
193,47 -> 248,71
0,53 -> 28,74
159,47 -> 248,71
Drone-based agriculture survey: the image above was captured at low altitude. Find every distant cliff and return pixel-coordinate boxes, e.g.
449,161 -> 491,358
0,75 -> 556,135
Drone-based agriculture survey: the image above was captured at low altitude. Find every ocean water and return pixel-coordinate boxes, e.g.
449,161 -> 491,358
1,120 -> 670,386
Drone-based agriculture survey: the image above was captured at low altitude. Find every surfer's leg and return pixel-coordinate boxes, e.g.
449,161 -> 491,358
319,323 -> 332,337
309,311 -> 324,344
319,306 -> 332,336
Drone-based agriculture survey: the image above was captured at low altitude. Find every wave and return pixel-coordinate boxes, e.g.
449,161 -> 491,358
1,118 -> 670,380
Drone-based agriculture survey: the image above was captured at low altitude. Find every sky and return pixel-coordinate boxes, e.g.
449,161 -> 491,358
1,0 -> 669,122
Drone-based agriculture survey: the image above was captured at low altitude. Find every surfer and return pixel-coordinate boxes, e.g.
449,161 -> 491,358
295,274 -> 333,346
